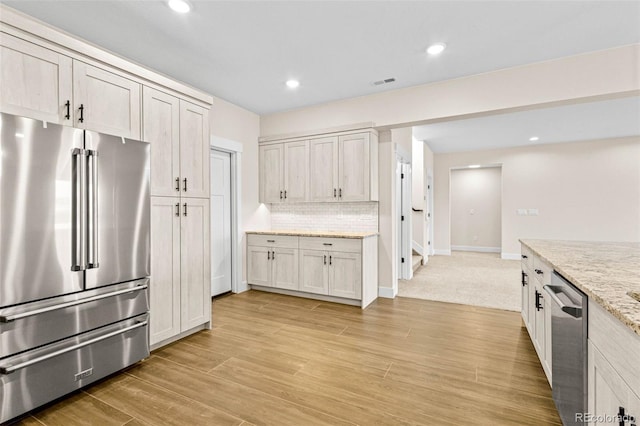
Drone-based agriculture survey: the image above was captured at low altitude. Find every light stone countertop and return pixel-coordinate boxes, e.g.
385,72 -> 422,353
246,230 -> 378,239
520,239 -> 640,336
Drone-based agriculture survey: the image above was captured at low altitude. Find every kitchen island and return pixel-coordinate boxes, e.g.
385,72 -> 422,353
520,240 -> 640,425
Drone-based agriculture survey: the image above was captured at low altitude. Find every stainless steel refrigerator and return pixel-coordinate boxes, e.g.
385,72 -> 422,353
0,112 -> 150,423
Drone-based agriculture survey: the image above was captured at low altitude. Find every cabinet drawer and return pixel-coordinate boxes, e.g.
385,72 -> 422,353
532,256 -> 552,285
299,237 -> 361,253
521,245 -> 534,270
0,314 -> 148,424
247,234 -> 298,249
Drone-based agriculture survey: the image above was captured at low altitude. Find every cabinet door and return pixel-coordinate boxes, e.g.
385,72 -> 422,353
143,87 -> 180,197
73,61 -> 141,138
588,341 -> 629,424
521,269 -> 530,329
179,100 -> 210,199
0,33 -> 72,124
338,133 -> 370,201
260,144 -> 284,203
328,252 -> 362,300
149,197 -> 181,345
247,245 -> 271,286
272,248 -> 299,290
180,198 -> 211,331
284,141 -> 309,202
299,250 -> 328,295
309,137 -> 339,202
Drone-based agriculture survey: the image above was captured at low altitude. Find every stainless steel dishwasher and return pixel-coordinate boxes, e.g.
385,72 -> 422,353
544,272 -> 588,426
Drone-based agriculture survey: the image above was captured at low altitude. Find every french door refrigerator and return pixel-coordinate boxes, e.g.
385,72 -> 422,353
0,112 -> 150,423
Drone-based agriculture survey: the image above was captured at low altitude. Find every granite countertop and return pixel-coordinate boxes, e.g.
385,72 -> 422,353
520,239 -> 640,336
246,230 -> 378,239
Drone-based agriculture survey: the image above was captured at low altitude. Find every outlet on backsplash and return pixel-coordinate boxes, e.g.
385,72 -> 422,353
269,202 -> 379,232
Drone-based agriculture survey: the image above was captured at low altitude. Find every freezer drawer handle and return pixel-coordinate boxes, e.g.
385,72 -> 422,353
543,285 -> 583,318
0,320 -> 148,374
0,284 -> 148,323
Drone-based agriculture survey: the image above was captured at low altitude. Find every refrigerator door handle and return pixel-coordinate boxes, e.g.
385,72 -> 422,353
71,148 -> 86,271
86,150 -> 99,269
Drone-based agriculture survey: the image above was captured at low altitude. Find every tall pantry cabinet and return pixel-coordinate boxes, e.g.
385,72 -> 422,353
142,87 -> 211,348
0,9 -> 213,350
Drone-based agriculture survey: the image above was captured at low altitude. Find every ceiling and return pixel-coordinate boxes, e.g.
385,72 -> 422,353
4,1 -> 640,115
413,96 -> 640,153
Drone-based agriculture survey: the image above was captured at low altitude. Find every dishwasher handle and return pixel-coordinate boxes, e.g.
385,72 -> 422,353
543,285 -> 583,318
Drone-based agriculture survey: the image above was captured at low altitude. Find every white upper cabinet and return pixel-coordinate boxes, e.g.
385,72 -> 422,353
309,136 -> 339,202
179,100 -> 209,199
259,143 -> 284,203
284,141 -> 309,203
339,133 -> 371,202
73,61 -> 141,139
0,33 -> 72,124
143,87 -> 180,197
259,130 -> 378,204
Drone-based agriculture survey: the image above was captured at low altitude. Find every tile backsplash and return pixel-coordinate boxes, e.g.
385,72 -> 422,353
270,202 -> 379,232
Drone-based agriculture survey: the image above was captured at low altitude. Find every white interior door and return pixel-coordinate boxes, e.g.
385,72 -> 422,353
210,149 -> 232,296
397,159 -> 412,280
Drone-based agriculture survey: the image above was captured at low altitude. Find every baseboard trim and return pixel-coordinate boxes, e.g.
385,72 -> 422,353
249,285 -> 362,307
452,245 -> 501,253
235,280 -> 249,293
378,286 -> 397,299
501,253 -> 522,260
434,249 -> 451,256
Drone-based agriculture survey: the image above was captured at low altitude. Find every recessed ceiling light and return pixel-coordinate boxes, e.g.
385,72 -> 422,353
468,165 -> 481,169
168,0 -> 190,13
286,79 -> 300,89
529,136 -> 540,142
426,43 -> 446,55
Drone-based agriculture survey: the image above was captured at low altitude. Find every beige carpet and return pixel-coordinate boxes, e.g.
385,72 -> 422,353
398,251 -> 521,312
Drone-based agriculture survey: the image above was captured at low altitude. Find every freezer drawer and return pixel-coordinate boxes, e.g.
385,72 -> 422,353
0,279 -> 149,358
0,314 -> 149,423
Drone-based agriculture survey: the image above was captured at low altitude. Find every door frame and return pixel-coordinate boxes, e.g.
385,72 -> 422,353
210,136 -> 244,294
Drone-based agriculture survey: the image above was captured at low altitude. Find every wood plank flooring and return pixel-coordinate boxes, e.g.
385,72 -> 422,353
15,290 -> 561,425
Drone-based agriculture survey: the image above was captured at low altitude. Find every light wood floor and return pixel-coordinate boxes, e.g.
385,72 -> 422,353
16,290 -> 561,425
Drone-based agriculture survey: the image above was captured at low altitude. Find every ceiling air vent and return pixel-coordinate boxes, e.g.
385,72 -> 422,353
373,77 -> 396,86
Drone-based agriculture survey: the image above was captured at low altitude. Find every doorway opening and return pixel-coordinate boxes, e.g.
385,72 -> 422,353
450,165 -> 502,254
209,136 -> 243,297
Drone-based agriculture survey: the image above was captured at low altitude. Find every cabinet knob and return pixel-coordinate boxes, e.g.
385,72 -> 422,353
535,269 -> 543,275
521,255 -> 528,259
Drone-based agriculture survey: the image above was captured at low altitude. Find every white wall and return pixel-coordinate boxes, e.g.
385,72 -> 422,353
209,96 -> 266,283
434,137 -> 640,256
450,167 -> 502,251
260,45 -> 639,136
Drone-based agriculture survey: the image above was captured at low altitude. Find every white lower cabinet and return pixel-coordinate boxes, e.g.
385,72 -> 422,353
248,233 -> 377,308
150,197 -> 210,348
588,302 -> 640,426
247,236 -> 299,290
520,244 -> 552,384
